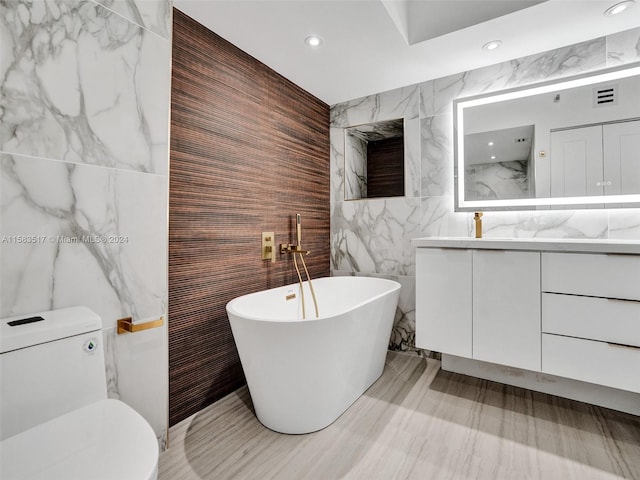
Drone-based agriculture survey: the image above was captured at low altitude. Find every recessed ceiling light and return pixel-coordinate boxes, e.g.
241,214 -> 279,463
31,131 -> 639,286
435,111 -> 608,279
490,155 -> 496,160
304,35 -> 323,48
482,40 -> 502,51
488,141 -> 494,146
604,0 -> 635,15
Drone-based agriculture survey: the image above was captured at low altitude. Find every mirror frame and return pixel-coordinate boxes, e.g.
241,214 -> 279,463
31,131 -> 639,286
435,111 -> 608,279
453,62 -> 640,212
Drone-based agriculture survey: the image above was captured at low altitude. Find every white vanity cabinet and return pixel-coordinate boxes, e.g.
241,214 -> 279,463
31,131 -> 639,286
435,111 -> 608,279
415,247 -> 540,370
473,250 -> 540,371
541,252 -> 640,393
415,248 -> 472,358
413,238 -> 640,415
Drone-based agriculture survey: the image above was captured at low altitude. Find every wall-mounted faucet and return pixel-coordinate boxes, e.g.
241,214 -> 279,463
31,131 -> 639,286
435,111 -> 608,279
280,214 -> 309,254
279,213 -> 318,319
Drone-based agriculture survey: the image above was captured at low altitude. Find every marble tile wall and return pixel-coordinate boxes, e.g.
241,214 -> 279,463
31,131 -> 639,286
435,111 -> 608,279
344,131 -> 368,199
330,26 -> 640,352
0,0 -> 172,447
464,160 -> 530,201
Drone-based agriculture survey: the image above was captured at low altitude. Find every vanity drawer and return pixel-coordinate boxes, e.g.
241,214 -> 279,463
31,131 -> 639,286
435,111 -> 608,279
542,293 -> 640,347
542,252 -> 640,300
542,333 -> 640,393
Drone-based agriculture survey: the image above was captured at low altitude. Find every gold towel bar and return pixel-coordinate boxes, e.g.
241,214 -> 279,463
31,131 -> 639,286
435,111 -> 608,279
117,316 -> 164,335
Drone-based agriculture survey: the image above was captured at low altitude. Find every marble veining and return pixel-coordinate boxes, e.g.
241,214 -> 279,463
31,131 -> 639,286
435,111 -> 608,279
330,27 -> 640,352
0,0 -> 171,175
331,197 -> 420,276
346,118 -> 404,142
389,277 -> 416,352
102,327 -> 120,399
334,270 -> 417,353
330,85 -> 419,128
478,210 -> 610,240
419,196 -> 471,238
96,0 -> 172,40
608,209 -> 640,240
0,153 -> 168,327
464,160 -> 530,201
344,131 -> 367,199
403,118 -> 421,198
0,0 -> 170,448
607,27 -> 640,65
420,115 -> 453,196
419,37 -> 606,119
330,127 -> 346,203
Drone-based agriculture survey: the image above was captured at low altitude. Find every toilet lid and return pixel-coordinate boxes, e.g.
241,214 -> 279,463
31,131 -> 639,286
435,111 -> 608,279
1,399 -> 158,480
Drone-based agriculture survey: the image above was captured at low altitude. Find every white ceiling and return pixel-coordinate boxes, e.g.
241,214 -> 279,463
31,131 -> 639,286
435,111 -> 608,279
382,0 -> 546,45
464,125 -> 534,166
174,0 -> 640,105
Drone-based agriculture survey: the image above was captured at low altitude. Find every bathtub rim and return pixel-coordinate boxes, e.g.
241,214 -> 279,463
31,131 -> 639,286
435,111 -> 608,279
226,276 -> 401,323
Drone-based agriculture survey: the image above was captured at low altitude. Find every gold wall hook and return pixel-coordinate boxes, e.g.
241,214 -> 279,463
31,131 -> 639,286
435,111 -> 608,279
117,316 -> 164,334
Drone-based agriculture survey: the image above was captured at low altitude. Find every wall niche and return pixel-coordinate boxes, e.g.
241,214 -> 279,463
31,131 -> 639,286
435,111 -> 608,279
344,118 -> 405,200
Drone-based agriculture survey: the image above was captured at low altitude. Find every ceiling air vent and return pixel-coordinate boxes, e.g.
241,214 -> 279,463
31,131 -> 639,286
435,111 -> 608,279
593,84 -> 618,107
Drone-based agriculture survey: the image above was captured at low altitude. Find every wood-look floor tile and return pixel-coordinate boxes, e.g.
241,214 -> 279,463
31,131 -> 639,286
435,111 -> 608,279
159,351 -> 640,480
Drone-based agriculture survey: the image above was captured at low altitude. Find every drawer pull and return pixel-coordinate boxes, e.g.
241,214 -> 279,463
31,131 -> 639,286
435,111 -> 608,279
607,342 -> 640,351
606,297 -> 640,304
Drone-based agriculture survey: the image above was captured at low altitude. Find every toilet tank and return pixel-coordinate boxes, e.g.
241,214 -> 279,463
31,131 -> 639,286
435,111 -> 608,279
0,307 -> 108,440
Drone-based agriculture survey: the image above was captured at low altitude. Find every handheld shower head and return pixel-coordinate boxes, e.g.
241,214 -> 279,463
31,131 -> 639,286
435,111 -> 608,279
296,214 -> 302,246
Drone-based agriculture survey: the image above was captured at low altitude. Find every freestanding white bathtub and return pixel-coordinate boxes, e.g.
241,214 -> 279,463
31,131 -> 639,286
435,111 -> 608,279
226,276 -> 400,434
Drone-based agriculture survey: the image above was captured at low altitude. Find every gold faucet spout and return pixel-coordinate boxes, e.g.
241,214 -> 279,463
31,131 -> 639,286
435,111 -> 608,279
474,212 -> 483,239
280,214 -> 309,254
283,213 -> 318,319
280,243 -> 310,255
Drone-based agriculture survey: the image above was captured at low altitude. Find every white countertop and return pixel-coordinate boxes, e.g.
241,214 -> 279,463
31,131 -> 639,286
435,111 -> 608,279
411,237 -> 640,254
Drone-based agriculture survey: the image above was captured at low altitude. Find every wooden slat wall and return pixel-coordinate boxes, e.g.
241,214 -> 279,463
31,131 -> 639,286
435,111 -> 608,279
367,137 -> 405,198
169,9 -> 330,427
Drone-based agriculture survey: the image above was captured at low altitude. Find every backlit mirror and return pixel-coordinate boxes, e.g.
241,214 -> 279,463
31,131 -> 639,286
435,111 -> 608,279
454,63 -> 640,211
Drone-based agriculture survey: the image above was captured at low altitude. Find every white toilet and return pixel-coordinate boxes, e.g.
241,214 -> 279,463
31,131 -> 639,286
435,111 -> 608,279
0,306 -> 159,480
